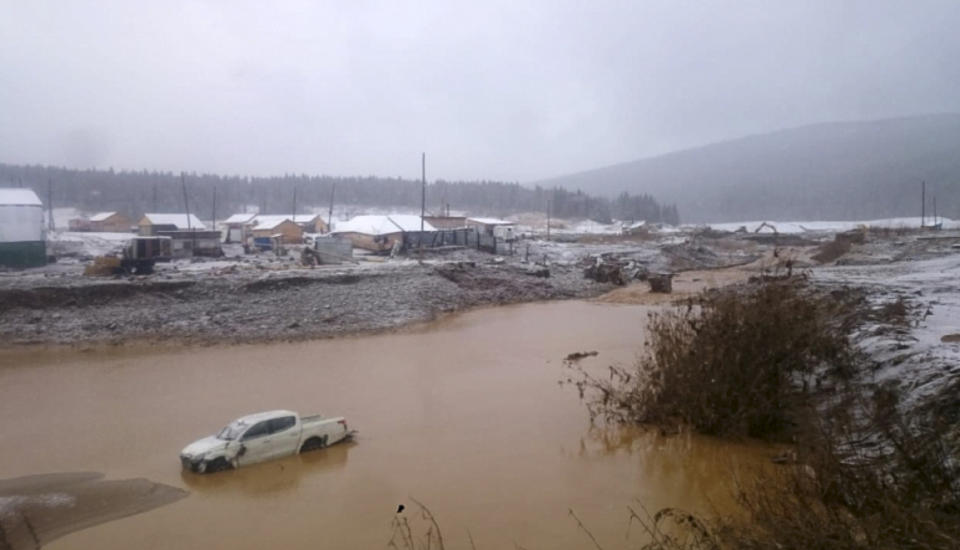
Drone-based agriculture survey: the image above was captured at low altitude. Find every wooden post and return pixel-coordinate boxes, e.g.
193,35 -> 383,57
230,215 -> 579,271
420,153 -> 426,235
181,173 -> 196,256
211,185 -> 217,231
327,181 -> 336,232
291,186 -> 297,221
546,199 -> 551,241
921,180 -> 926,228
46,178 -> 55,231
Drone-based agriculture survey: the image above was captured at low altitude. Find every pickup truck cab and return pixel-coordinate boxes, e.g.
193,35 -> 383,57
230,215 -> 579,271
180,410 -> 353,473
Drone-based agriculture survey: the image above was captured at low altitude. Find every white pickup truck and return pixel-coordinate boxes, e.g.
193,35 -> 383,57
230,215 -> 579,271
180,410 -> 353,473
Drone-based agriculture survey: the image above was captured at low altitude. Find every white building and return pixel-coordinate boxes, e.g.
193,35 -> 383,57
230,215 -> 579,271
0,188 -> 46,267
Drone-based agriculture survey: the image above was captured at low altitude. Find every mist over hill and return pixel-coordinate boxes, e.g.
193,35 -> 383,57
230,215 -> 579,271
537,114 -> 960,223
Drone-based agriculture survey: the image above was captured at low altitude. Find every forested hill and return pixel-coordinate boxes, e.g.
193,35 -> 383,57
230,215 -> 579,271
0,164 -> 678,225
536,114 -> 960,223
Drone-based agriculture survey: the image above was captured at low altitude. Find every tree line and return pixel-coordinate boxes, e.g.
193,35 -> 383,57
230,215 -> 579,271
0,163 -> 679,225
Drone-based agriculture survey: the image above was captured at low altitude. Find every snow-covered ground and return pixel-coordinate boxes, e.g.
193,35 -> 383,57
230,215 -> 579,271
705,217 -> 959,235
816,253 -> 960,409
46,231 -> 134,257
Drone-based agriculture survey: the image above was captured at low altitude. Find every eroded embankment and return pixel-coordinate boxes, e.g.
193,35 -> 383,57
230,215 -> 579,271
0,261 -> 610,348
0,473 -> 187,550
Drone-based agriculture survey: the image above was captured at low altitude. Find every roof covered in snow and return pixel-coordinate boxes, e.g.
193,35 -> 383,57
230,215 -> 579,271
467,217 -> 514,226
251,215 -> 298,230
89,211 -> 119,222
0,188 -> 42,207
141,213 -> 206,230
223,213 -> 257,225
332,215 -> 435,235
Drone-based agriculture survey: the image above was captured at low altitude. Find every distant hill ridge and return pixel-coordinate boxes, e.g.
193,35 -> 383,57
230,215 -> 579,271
536,114 -> 960,223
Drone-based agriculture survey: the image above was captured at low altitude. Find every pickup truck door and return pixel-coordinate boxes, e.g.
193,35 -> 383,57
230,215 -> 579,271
268,415 -> 301,459
237,420 -> 274,466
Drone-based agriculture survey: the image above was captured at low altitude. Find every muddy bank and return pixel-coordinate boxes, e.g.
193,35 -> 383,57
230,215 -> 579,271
0,473 -> 187,550
0,260 -> 611,347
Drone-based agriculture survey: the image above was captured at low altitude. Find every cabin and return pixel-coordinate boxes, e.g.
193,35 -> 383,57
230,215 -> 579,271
291,214 -> 329,234
0,188 -> 46,268
88,212 -> 133,233
467,217 -> 517,240
67,218 -> 92,231
138,214 -> 220,257
138,213 -> 206,236
222,213 -> 257,243
250,215 -> 304,244
331,215 -> 436,252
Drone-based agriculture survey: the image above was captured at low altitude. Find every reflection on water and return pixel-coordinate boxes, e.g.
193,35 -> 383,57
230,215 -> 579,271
180,441 -> 355,496
0,301 -> 775,550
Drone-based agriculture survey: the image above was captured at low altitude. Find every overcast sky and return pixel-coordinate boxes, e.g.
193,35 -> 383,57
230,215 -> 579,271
2,0 -> 959,182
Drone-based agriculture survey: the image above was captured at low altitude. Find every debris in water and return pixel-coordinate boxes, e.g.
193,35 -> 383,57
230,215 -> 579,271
565,350 -> 599,361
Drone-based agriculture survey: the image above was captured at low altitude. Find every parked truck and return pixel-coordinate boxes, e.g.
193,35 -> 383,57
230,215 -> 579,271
179,409 -> 354,473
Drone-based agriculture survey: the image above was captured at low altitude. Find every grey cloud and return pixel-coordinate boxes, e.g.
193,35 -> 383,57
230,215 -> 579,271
1,0 -> 958,182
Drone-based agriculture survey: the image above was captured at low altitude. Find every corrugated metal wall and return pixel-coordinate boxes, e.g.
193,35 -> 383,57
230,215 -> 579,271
0,204 -> 44,243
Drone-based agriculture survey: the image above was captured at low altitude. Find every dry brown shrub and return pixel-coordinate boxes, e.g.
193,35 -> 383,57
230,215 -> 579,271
813,236 -> 853,263
567,277 -> 858,439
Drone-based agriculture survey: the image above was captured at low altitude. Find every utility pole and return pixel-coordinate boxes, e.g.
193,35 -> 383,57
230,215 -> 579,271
921,180 -> 926,228
291,186 -> 297,221
546,199 -> 551,241
181,173 -> 191,230
327,181 -> 336,232
47,178 -> 55,231
420,153 -> 426,235
152,183 -> 158,212
933,195 -> 938,227
211,185 -> 217,230
181,173 -> 196,255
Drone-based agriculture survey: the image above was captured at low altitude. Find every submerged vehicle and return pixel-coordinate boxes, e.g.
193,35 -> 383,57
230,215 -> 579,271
180,409 -> 353,473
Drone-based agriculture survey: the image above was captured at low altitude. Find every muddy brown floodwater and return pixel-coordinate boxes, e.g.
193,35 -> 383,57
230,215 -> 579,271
0,301 -> 774,550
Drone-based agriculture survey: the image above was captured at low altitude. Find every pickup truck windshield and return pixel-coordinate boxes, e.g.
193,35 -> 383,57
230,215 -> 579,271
217,420 -> 248,441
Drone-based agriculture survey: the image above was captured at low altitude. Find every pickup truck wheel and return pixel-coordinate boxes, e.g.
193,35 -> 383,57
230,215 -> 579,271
300,436 -> 326,453
205,457 -> 230,473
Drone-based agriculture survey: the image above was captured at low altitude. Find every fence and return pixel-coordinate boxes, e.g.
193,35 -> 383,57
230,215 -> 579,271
402,228 -> 516,255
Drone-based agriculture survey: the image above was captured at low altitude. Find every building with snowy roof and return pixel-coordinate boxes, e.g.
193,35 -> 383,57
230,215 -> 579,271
250,215 -> 304,244
138,213 -> 206,235
88,211 -> 133,233
466,217 -> 516,240
222,213 -> 257,243
137,213 -> 219,257
331,215 -> 435,252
